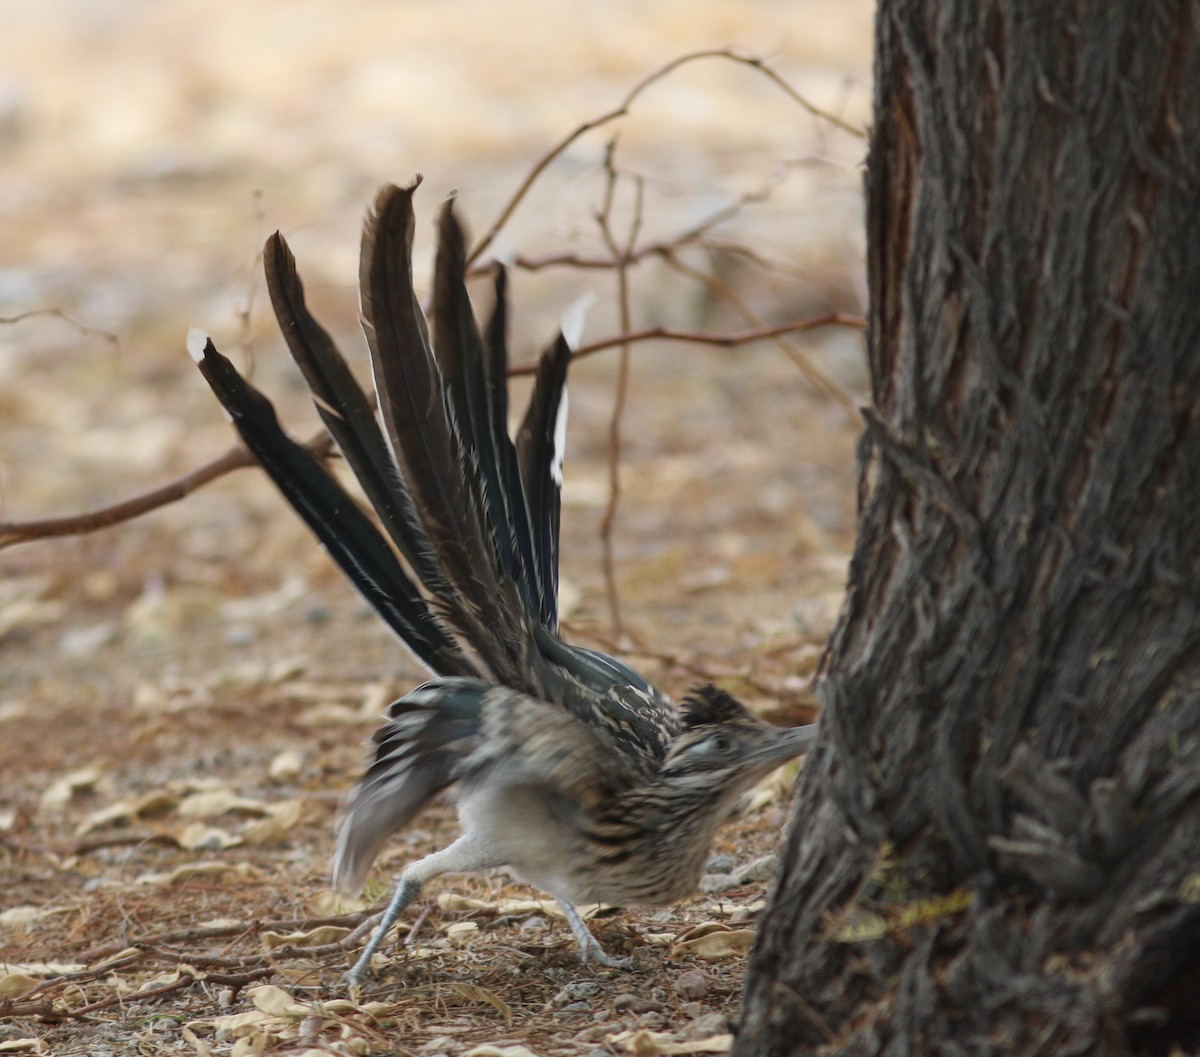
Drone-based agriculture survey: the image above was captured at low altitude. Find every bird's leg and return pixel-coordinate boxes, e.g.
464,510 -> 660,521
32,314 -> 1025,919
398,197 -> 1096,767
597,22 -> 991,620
554,897 -> 635,970
344,834 -> 499,986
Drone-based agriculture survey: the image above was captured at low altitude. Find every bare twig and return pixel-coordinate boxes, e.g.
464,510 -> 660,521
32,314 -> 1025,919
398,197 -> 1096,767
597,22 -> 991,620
467,173 -> 780,279
466,47 -> 861,268
509,313 -> 864,376
594,144 -> 643,635
0,308 -> 120,353
0,432 -> 335,551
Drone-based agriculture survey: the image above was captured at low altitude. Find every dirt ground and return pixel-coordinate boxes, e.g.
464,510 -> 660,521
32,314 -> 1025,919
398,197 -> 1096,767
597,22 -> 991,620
0,2 -> 872,1053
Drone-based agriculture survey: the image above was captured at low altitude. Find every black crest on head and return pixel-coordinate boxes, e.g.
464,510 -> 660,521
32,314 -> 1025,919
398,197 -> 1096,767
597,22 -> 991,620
680,685 -> 751,728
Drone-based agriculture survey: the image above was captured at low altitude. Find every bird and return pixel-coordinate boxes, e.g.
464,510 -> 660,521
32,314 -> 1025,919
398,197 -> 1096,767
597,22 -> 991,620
189,177 -> 816,985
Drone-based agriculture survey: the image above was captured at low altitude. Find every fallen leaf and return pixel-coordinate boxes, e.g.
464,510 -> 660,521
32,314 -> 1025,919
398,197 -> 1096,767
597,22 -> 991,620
40,765 -> 103,809
74,789 -> 179,835
249,984 -> 311,1017
176,822 -> 243,851
0,973 -> 39,999
242,799 -> 304,845
2,962 -> 85,976
180,1025 -> 213,1057
669,925 -> 755,960
447,982 -> 513,1022
208,1010 -> 270,1035
262,926 -> 351,949
0,1039 -> 49,1054
607,1030 -> 733,1055
306,890 -> 366,916
464,1046 -> 540,1057
177,789 -> 269,819
268,749 -> 304,783
295,703 -> 362,726
445,921 -> 479,942
437,893 -> 606,918
0,906 -> 49,929
229,1027 -> 270,1054
136,861 -> 258,886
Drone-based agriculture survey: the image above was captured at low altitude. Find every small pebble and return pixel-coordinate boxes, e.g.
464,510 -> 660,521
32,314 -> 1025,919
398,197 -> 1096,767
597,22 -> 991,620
699,872 -> 737,894
683,1012 -> 732,1039
553,981 -> 602,1005
732,854 -> 778,884
612,993 -> 664,1014
673,968 -> 717,1001
706,853 -> 738,873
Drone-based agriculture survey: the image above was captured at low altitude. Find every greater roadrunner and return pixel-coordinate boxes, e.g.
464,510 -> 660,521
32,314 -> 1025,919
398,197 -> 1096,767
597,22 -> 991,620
190,178 -> 816,984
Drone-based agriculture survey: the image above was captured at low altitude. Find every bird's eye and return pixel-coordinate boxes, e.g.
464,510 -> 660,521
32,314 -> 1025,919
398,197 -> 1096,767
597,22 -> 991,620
709,734 -> 732,753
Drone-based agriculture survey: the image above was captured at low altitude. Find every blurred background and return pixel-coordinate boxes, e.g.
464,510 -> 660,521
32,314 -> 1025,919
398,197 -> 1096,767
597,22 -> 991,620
0,0 -> 872,854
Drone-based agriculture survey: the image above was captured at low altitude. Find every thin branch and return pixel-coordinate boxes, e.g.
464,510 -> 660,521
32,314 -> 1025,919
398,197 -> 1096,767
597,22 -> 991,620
467,173 -> 780,278
509,313 -> 864,375
594,143 -> 642,635
0,432 -> 334,551
466,46 -> 861,268
0,309 -> 121,353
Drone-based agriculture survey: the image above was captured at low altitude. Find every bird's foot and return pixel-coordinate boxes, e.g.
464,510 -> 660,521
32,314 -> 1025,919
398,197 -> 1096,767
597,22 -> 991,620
576,931 -> 635,970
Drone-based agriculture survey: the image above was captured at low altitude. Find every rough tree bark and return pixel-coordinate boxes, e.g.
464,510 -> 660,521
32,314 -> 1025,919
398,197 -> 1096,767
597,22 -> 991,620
737,3 -> 1200,1055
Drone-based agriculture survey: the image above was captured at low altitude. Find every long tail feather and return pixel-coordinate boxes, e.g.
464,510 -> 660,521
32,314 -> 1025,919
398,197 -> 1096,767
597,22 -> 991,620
516,336 -> 571,630
359,183 -> 532,685
483,267 -> 545,622
263,231 -> 444,591
430,201 -> 520,593
187,329 -> 476,677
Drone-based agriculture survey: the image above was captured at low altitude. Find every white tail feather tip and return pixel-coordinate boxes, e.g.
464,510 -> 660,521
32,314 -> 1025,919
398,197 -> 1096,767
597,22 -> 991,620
186,328 -> 211,363
559,291 -> 597,350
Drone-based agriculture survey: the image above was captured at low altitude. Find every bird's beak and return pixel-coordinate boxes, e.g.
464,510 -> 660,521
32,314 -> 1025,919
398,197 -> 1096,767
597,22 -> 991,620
749,724 -> 817,771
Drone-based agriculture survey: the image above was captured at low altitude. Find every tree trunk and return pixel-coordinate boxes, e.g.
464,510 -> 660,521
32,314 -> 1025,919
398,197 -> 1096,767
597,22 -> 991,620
737,3 -> 1200,1055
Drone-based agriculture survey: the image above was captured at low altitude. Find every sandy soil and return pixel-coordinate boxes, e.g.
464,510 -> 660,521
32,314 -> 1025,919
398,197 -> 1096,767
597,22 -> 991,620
0,2 -> 872,1053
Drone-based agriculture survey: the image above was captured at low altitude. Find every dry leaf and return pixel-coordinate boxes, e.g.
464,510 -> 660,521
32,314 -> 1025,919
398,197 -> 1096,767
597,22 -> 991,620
608,1030 -> 733,1055
177,789 -> 268,819
176,822 -> 243,851
136,861 -> 257,886
445,921 -> 479,942
447,982 -> 513,1022
249,984 -> 311,1017
268,749 -> 303,783
180,1025 -> 212,1057
0,906 -> 49,929
0,973 -> 39,999
40,765 -> 103,808
0,1039 -> 49,1054
437,893 -> 605,918
464,1046 -> 540,1057
669,924 -> 755,960
242,799 -> 304,845
230,1029 -> 269,1056
306,890 -> 366,916
2,961 -> 85,976
295,703 -> 362,726
74,789 -> 178,835
208,1010 -> 270,1035
262,926 -> 351,949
